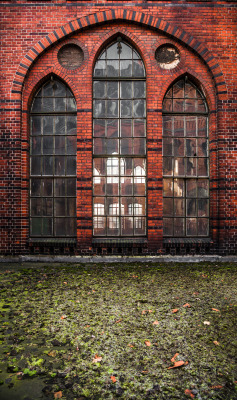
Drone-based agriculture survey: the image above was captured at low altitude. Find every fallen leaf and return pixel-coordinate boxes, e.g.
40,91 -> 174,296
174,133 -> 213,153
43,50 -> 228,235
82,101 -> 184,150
172,309 -> 179,313
212,308 -> 220,312
183,303 -> 191,308
110,375 -> 116,383
168,360 -> 185,369
210,385 -> 223,389
141,310 -> 146,315
171,353 -> 179,363
54,392 -> 62,399
60,315 -> 66,319
185,389 -> 195,398
48,350 -> 57,357
92,354 -> 102,363
145,340 -> 151,346
115,319 -> 122,323
213,341 -> 220,346
203,321 -> 210,325
63,282 -> 67,285
153,320 -> 159,325
148,310 -> 153,313
142,370 -> 149,374
128,344 -> 134,348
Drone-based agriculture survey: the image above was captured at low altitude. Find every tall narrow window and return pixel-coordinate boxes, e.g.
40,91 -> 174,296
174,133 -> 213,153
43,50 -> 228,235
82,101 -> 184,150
162,77 -> 209,237
93,38 -> 146,237
30,78 -> 77,237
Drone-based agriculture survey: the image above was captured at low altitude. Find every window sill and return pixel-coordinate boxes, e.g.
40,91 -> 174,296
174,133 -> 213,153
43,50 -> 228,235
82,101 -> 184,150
92,238 -> 147,246
29,238 -> 77,245
163,238 -> 212,244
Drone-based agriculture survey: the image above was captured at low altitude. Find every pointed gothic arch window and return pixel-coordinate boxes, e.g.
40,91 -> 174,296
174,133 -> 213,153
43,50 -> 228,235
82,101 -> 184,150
30,78 -> 77,237
93,38 -> 146,236
162,77 -> 209,237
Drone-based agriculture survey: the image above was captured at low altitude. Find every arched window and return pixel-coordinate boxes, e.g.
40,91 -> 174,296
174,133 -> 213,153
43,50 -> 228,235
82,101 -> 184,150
30,78 -> 77,237
162,77 -> 209,237
93,38 -> 146,236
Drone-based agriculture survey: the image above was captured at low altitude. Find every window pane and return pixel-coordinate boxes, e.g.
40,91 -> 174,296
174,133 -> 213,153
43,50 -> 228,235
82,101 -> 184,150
55,156 -> 65,175
163,218 -> 173,236
174,199 -> 184,216
174,218 -> 184,236
55,136 -> 65,155
174,117 -> 184,137
108,82 -> 118,99
31,179 -> 41,196
133,60 -> 145,77
174,138 -> 184,156
134,100 -> 145,118
163,198 -> 173,216
121,60 -> 132,77
31,116 -> 41,135
187,218 -> 197,236
198,198 -> 208,217
55,116 -> 66,135
121,119 -> 132,137
31,137 -> 41,155
163,178 -> 173,197
31,157 -> 41,175
121,82 -> 132,99
43,137 -> 54,154
107,60 -> 119,77
134,119 -> 145,137
198,218 -> 209,236
121,100 -> 132,118
163,158 -> 173,176
134,81 -> 145,98
121,217 -> 133,236
94,81 -> 106,98
121,177 -> 133,196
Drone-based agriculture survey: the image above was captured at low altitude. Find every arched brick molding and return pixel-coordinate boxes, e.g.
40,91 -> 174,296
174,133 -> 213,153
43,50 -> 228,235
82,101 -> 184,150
12,8 -> 227,101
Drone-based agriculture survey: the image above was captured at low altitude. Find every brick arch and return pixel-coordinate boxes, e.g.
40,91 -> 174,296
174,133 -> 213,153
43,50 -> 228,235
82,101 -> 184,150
12,8 -> 227,100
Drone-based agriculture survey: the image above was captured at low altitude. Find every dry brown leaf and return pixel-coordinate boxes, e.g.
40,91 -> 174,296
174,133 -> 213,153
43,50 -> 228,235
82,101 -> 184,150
212,308 -> 220,312
210,385 -> 223,389
172,309 -> 179,313
110,376 -> 116,383
128,344 -> 134,348
153,320 -> 159,325
60,315 -> 66,319
171,353 -> 179,363
141,310 -> 146,315
115,319 -> 122,323
213,341 -> 220,346
168,360 -> 185,369
63,282 -> 67,285
183,303 -> 191,308
142,370 -> 149,374
185,389 -> 195,398
54,392 -> 62,399
92,354 -> 102,363
148,310 -> 153,313
145,340 -> 151,346
48,350 -> 57,357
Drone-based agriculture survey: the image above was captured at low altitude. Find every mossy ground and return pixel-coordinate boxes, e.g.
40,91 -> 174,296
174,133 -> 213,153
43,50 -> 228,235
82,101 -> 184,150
0,262 -> 236,400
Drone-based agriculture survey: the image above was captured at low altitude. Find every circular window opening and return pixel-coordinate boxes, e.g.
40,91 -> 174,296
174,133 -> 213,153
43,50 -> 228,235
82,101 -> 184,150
155,44 -> 180,70
58,44 -> 84,70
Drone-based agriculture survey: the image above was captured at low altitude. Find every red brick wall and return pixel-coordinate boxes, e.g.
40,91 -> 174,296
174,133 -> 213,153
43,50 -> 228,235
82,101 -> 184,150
0,1 -> 236,255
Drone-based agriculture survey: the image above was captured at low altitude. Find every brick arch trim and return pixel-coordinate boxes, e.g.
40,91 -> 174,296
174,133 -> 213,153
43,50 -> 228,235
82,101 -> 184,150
12,8 -> 227,100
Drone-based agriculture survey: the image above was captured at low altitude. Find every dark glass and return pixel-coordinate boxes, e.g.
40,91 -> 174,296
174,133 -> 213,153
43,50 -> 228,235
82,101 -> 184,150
134,81 -> 145,98
42,97 -> 54,112
121,119 -> 132,137
43,156 -> 53,175
31,157 -> 41,175
55,156 -> 65,175
66,136 -> 77,155
134,100 -> 145,118
31,137 -> 41,155
42,179 -> 53,196
43,116 -> 54,135
163,198 -> 173,217
107,60 -> 119,77
67,156 -> 76,175
121,81 -> 132,99
31,179 -> 41,196
120,60 -> 132,77
31,116 -> 41,135
54,81 -> 66,97
107,82 -> 118,99
174,117 -> 184,137
55,97 -> 66,112
55,116 -> 66,135
94,120 -> 106,137
94,81 -> 106,98
43,136 -> 54,154
55,136 -> 65,155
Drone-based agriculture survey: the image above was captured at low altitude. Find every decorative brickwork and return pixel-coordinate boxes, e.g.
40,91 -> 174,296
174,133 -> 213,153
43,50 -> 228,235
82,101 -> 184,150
0,1 -> 236,255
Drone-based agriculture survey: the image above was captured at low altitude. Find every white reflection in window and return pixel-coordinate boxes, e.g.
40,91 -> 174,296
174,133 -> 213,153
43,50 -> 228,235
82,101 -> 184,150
107,154 -> 125,183
94,204 -> 105,229
134,165 -> 145,183
128,203 -> 143,228
108,203 -> 124,228
93,168 -> 101,184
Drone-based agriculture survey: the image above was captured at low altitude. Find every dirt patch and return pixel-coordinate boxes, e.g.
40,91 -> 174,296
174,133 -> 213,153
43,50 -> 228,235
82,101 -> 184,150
0,263 -> 236,399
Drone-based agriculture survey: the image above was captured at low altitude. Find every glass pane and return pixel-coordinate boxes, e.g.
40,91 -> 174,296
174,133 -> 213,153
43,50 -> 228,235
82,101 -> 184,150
67,116 -> 76,135
197,158 -> 208,176
42,179 -> 53,196
31,157 -> 41,175
55,156 -> 65,175
173,80 -> 184,98
134,197 -> 146,215
187,218 -> 197,236
134,81 -> 145,98
94,177 -> 106,196
94,100 -> 106,118
121,197 -> 133,215
42,198 -> 52,216
121,217 -> 133,236
54,136 -> 65,155
31,116 -> 41,135
31,218 -> 42,235
107,120 -> 118,138
121,138 -> 132,155
174,199 -> 184,216
134,100 -> 145,118
55,218 -> 66,236
31,179 -> 41,196
174,138 -> 184,156
32,98 -> 42,113
173,99 -> 184,112
42,97 -> 54,112
185,82 -> 196,98
31,198 -> 42,216
163,178 -> 173,197
42,218 -> 52,235
94,158 -> 106,176
67,178 -> 76,196
31,137 -> 41,155
120,43 -> 132,59
174,117 -> 184,137
197,99 -> 206,112
163,158 -> 173,176
134,217 -> 146,235
43,136 -> 54,155
66,136 -> 77,155
163,99 -> 172,112
107,100 -> 118,118
121,60 -> 132,77
185,99 -> 196,112
174,158 -> 184,176
93,217 -> 106,235
67,156 -> 76,175
94,198 -> 105,215
66,218 -> 76,236
186,117 -> 196,137
94,138 -> 106,155
107,157 -> 119,176
107,139 -> 118,154
174,218 -> 184,236
43,82 -> 54,97
55,116 -> 66,135
163,218 -> 173,236
121,119 -> 132,137
187,199 -> 197,216
67,198 -> 76,217
198,117 -> 207,137
55,178 -> 66,196
187,158 -> 197,176
173,179 -> 184,197
107,43 -> 119,59
134,120 -> 145,137
121,82 -> 132,99
94,60 -> 106,77
43,116 -> 54,135
186,138 -> 197,157
94,119 -> 106,137
198,198 -> 208,217
107,82 -> 118,99
107,60 -> 119,77
198,218 -> 209,236
121,177 -> 133,196
55,97 -> 66,112
133,60 -> 145,77
121,100 -> 132,118
122,158 -> 133,176
134,138 -> 145,155
55,198 -> 66,216
94,81 -> 106,98
197,179 -> 209,197
163,198 -> 173,216
53,81 -> 66,97
106,177 -> 119,196
134,180 -> 145,196
198,138 -> 207,157
163,116 -> 173,135
187,179 -> 197,197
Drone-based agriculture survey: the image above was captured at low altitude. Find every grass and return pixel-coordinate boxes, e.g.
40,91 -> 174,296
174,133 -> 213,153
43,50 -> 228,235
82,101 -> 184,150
0,262 -> 236,399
